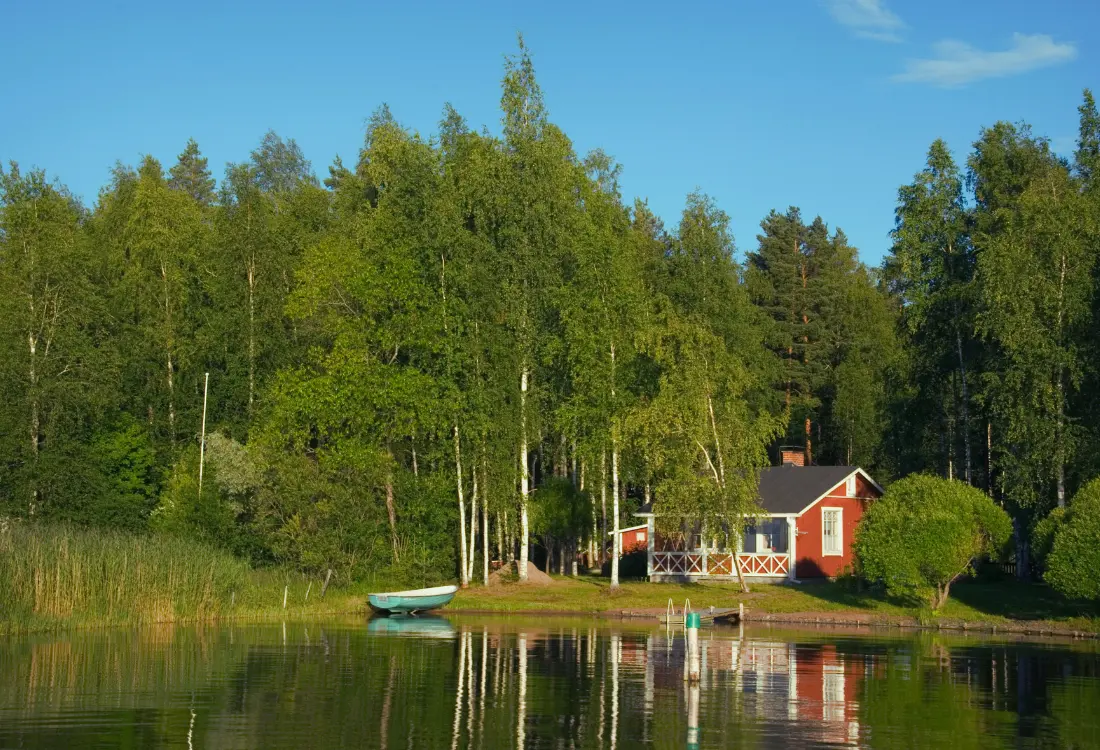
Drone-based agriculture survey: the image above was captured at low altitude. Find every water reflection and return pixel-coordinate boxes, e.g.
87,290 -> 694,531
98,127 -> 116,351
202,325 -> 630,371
0,617 -> 1097,748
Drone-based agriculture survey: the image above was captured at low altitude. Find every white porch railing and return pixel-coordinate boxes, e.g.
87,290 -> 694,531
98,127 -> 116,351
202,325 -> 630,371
652,551 -> 790,577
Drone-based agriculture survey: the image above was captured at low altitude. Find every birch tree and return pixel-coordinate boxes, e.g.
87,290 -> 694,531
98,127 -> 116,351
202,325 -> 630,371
632,194 -> 782,593
884,140 -> 977,482
498,37 -> 571,580
975,154 -> 1095,511
560,150 -> 645,588
0,165 -> 110,515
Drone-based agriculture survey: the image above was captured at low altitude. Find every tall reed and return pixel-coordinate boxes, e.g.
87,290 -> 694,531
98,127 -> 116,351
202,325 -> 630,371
0,522 -> 248,632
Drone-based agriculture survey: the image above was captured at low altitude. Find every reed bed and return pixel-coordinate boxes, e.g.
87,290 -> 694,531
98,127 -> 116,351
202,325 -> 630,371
0,522 -> 248,633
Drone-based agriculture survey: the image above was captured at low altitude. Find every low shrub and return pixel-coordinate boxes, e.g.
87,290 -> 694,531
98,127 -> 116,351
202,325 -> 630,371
855,474 -> 1012,609
1045,479 -> 1100,601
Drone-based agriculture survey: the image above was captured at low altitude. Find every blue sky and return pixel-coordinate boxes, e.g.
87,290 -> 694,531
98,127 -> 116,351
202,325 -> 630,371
2,0 -> 1095,265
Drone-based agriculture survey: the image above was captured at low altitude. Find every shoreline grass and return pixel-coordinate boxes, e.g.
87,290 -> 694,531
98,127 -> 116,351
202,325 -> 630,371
450,575 -> 1100,635
4,524 -> 1096,638
0,524 -> 374,636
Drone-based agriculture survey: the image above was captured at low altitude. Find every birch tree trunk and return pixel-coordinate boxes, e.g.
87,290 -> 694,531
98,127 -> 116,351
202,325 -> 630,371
582,460 -> 594,569
600,451 -> 607,566
161,260 -> 176,442
707,391 -> 748,593
1055,250 -> 1067,508
28,323 -> 39,514
385,449 -> 399,562
482,499 -> 490,586
518,366 -> 530,581
954,324 -> 972,485
610,341 -> 620,587
468,467 -> 478,582
247,255 -> 256,413
454,423 -> 469,588
504,510 -> 514,563
610,436 -> 621,589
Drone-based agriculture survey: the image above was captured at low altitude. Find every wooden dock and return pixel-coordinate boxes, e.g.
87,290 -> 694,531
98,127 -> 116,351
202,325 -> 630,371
657,607 -> 740,626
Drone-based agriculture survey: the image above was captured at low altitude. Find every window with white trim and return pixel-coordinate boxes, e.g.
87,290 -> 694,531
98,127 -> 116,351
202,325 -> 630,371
822,508 -> 843,556
845,474 -> 857,497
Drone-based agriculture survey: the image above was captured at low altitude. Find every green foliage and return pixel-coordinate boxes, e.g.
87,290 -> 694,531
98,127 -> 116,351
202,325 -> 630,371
881,139 -> 978,484
84,417 -> 160,529
151,445 -> 250,555
973,132 -> 1095,511
1045,478 -> 1100,600
855,475 -> 1012,609
1030,506 -> 1067,573
530,477 -> 591,543
0,163 -> 115,516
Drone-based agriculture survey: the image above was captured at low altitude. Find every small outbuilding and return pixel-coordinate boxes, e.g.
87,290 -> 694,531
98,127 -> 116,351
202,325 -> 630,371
609,523 -> 649,554
634,463 -> 883,582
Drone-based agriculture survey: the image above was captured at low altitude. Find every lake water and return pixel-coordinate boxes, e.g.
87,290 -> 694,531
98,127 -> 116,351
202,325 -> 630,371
1,616 -> 1098,749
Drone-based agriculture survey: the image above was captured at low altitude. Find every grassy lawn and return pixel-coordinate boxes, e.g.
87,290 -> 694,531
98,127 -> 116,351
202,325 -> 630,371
451,575 -> 1100,633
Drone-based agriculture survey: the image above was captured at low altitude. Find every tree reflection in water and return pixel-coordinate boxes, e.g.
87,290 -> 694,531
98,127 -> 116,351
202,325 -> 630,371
0,618 -> 1098,748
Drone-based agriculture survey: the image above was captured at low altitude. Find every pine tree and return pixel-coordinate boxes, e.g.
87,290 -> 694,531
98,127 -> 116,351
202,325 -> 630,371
1075,89 -> 1100,191
167,138 -> 216,206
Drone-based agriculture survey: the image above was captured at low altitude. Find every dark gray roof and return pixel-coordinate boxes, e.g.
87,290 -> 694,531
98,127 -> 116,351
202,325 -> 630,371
634,465 -> 867,517
757,465 -> 858,514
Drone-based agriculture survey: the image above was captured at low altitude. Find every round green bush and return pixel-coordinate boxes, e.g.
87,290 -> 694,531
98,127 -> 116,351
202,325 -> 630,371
855,474 -> 1012,609
1045,479 -> 1100,601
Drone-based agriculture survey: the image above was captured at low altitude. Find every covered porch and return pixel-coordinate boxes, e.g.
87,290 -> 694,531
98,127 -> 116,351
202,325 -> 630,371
643,515 -> 797,582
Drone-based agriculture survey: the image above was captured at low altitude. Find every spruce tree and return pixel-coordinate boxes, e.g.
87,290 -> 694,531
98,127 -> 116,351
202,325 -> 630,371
167,138 -> 216,206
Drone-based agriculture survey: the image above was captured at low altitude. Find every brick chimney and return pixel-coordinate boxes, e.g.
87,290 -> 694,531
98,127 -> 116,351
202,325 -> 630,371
780,448 -> 805,467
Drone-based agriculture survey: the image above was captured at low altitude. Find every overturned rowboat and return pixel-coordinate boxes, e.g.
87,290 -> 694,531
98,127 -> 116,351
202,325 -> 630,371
367,585 -> 459,614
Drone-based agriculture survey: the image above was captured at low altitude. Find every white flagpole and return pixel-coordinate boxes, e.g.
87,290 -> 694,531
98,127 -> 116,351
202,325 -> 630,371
198,372 -> 209,497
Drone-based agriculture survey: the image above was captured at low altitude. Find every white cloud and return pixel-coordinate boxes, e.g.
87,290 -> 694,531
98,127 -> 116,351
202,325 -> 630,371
825,0 -> 905,43
894,33 -> 1077,87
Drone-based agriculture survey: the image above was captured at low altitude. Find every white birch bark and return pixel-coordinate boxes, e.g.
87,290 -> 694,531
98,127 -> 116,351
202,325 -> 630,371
600,451 -> 607,566
519,366 -> 530,581
468,468 -> 478,581
454,423 -> 469,588
611,436 -> 621,588
247,256 -> 256,413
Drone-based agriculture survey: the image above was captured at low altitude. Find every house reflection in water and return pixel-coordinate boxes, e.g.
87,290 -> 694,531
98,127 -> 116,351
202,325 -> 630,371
439,622 -> 872,748
640,630 -> 863,746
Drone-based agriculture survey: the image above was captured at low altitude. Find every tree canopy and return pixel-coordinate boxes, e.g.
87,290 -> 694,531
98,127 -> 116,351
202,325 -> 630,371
2,45 -> 1099,602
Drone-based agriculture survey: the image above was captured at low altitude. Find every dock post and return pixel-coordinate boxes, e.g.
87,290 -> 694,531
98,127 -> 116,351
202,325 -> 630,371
686,679 -> 700,749
685,612 -> 701,683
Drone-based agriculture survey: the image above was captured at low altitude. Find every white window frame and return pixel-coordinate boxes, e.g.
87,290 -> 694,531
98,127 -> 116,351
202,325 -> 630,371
845,474 -> 857,497
822,507 -> 843,557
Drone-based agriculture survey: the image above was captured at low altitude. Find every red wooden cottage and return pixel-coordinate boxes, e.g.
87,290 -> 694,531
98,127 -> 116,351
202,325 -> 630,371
634,462 -> 883,582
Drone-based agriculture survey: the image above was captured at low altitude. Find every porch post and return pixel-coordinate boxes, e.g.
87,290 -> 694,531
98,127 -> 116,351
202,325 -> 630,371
787,516 -> 797,581
646,516 -> 654,577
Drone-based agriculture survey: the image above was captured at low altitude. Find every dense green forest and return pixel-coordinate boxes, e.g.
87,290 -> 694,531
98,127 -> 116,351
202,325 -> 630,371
2,41 -> 1098,587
